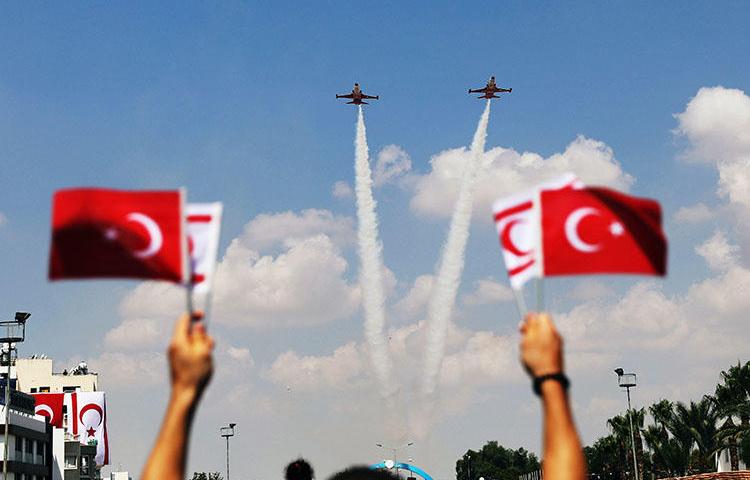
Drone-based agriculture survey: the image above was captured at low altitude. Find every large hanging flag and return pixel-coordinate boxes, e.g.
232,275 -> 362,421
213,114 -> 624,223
49,188 -> 188,283
186,203 -> 223,295
32,392 -> 64,428
63,391 -> 110,466
492,179 -> 666,288
491,174 -> 583,289
33,391 -> 110,466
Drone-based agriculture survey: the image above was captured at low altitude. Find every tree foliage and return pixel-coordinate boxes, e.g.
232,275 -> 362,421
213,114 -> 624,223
455,441 -> 539,480
585,360 -> 750,478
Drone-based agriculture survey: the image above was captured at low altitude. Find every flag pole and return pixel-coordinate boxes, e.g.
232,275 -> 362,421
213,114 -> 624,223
179,187 -> 195,320
512,287 -> 528,320
536,278 -> 544,312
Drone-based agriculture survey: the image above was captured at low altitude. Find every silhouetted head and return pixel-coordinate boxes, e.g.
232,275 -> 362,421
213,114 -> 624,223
327,467 -> 399,480
286,458 -> 315,480
354,83 -> 359,87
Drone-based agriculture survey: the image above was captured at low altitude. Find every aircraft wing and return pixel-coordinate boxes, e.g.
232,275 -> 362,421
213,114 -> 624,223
468,88 -> 487,94
361,94 -> 379,99
337,93 -> 355,99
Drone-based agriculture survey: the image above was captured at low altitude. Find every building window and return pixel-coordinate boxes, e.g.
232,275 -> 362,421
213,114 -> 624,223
62,386 -> 77,393
15,436 -> 23,453
30,388 -> 37,393
39,386 -> 50,393
25,438 -> 32,453
65,455 -> 77,469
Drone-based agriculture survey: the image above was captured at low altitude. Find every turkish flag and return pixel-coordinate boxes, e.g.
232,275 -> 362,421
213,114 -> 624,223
32,393 -> 64,428
49,188 -> 187,283
541,187 -> 667,276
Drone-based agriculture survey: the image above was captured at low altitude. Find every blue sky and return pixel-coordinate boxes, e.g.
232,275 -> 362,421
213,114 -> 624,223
1,3 -> 750,479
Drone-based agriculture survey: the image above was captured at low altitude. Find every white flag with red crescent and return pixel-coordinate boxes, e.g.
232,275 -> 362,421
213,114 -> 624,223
492,174 -> 583,289
63,391 -> 109,466
186,203 -> 223,296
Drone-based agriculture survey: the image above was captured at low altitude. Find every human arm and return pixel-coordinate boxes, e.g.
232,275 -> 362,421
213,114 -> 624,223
519,313 -> 586,480
141,313 -> 214,480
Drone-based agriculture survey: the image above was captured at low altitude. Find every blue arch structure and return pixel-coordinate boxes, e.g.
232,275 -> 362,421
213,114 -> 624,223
370,462 -> 434,480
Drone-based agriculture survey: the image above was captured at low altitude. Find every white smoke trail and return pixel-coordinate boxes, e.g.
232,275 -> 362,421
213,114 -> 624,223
421,100 -> 492,398
354,106 -> 397,403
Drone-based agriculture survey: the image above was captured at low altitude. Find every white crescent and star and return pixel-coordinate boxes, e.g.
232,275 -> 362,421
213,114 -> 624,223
35,404 -> 54,422
126,213 -> 163,258
565,207 -> 625,253
104,212 -> 163,258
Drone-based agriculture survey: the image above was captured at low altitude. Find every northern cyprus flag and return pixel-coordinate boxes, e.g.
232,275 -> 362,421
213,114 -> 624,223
186,203 -> 223,295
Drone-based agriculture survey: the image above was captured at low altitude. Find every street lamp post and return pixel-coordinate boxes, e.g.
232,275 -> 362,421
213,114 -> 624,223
1,312 -> 29,480
220,423 -> 236,480
376,442 -> 413,477
615,368 -> 639,480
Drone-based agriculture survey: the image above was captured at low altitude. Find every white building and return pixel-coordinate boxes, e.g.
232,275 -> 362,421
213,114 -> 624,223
13,357 -> 99,480
716,447 -> 747,472
0,394 -> 53,480
14,358 -> 97,394
109,472 -> 130,480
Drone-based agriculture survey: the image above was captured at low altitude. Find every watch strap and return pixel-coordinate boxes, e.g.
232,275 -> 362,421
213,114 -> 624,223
532,372 -> 570,396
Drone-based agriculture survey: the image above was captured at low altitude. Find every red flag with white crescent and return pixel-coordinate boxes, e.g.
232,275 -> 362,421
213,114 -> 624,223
32,393 -> 64,428
49,188 -> 187,283
541,187 -> 667,276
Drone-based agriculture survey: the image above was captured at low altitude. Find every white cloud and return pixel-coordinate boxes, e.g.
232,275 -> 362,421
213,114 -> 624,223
89,351 -> 166,389
332,181 -> 353,199
673,203 -> 713,224
393,275 -> 433,319
569,279 -> 616,302
213,234 -> 360,328
104,317 -> 165,351
237,209 -> 355,251
695,230 -> 740,271
410,135 -> 634,218
373,144 -> 412,187
461,278 -> 513,306
227,346 -> 254,365
439,330 -> 518,387
674,86 -> 750,166
266,342 -> 364,391
675,86 -> 750,209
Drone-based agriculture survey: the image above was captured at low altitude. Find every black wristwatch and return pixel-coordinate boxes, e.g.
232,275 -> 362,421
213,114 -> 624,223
532,373 -> 570,396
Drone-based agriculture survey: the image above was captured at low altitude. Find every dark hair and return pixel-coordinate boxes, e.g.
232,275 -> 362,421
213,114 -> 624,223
285,458 -> 315,480
327,466 -> 400,480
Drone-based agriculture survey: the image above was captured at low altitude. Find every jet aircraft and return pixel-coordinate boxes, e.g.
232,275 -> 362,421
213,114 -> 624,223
468,76 -> 512,99
336,83 -> 379,105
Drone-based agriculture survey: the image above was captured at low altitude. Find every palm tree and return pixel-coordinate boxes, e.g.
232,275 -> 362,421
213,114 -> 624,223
714,361 -> 750,470
608,410 -> 645,480
649,399 -> 673,434
672,397 -> 719,473
643,423 -> 690,477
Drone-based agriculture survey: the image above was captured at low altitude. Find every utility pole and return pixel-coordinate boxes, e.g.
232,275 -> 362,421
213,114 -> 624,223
615,368 -> 639,480
220,423 -> 236,480
1,313 -> 29,480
